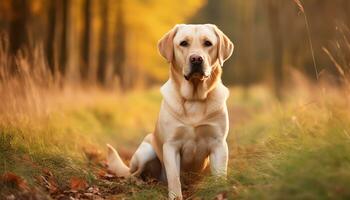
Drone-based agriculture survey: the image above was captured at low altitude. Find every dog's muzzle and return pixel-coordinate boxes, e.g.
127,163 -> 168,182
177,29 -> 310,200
184,55 -> 208,81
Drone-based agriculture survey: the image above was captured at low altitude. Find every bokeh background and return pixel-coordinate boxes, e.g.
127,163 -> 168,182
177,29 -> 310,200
0,0 -> 349,94
1,0 -> 350,199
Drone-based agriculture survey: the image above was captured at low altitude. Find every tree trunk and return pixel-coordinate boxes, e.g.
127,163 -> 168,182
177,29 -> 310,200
58,0 -> 68,77
267,0 -> 284,100
81,0 -> 91,82
9,0 -> 28,55
47,0 -> 56,75
97,0 -> 109,85
241,1 -> 256,90
114,0 -> 126,90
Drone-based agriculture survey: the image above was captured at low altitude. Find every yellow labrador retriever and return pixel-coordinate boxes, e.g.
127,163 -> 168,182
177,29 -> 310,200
107,24 -> 234,199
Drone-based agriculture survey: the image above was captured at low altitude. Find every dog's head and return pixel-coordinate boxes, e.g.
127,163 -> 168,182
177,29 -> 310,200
158,24 -> 234,81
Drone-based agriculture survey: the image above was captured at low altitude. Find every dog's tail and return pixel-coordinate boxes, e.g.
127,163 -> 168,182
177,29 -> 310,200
106,144 -> 130,177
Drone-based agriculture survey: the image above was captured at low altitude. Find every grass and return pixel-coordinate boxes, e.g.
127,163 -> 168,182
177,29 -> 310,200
0,87 -> 163,198
1,2 -> 350,197
1,82 -> 350,199
0,35 -> 349,198
195,85 -> 350,200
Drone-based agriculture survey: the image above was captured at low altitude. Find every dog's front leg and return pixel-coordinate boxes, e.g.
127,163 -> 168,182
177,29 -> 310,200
210,140 -> 228,176
163,143 -> 182,200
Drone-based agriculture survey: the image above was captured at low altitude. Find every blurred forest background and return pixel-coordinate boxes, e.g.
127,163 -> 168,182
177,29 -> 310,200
1,0 -> 350,199
0,0 -> 349,94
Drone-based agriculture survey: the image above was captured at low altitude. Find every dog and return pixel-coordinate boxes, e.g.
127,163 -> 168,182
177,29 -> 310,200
107,24 -> 234,199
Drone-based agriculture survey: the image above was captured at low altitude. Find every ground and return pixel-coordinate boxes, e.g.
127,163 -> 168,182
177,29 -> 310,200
1,85 -> 350,200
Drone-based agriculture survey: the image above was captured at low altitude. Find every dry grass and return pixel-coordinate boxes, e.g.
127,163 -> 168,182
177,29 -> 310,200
1,31 -> 350,199
292,0 -> 319,80
323,24 -> 350,92
0,34 -> 162,198
0,33 -> 57,122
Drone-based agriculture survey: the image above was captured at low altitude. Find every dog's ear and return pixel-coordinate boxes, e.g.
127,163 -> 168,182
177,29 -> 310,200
158,25 -> 179,63
209,24 -> 234,67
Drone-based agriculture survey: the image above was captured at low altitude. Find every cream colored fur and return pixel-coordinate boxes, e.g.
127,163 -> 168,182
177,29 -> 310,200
107,24 -> 234,200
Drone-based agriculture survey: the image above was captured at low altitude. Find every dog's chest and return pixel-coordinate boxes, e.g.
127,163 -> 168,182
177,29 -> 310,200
174,124 -> 218,170
182,101 -> 207,124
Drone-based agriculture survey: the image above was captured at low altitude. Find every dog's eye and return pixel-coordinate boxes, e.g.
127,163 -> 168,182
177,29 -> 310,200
180,41 -> 188,47
204,41 -> 212,47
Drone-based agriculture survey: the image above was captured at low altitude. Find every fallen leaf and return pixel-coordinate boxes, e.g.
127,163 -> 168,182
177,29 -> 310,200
42,168 -> 53,176
98,169 -> 116,180
37,168 -> 59,194
1,172 -> 29,191
97,170 -> 106,177
70,177 -> 88,191
38,175 -> 59,194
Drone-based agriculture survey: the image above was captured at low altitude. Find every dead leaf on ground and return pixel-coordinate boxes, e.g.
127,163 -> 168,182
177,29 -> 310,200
70,177 -> 88,191
98,169 -> 116,180
42,168 -> 53,176
38,175 -> 59,194
1,172 -> 29,191
37,168 -> 59,194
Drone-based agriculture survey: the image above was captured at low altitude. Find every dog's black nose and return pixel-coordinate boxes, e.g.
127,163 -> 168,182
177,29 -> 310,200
190,55 -> 203,65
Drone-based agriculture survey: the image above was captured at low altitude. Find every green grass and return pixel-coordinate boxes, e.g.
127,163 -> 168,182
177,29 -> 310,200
1,86 -> 350,199
195,87 -> 350,200
0,89 -> 161,198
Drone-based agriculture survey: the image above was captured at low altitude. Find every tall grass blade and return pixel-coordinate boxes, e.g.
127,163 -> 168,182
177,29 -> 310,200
292,0 -> 319,80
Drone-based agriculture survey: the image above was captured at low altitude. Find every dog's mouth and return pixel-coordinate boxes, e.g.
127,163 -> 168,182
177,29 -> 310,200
184,63 -> 210,81
184,71 -> 209,81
